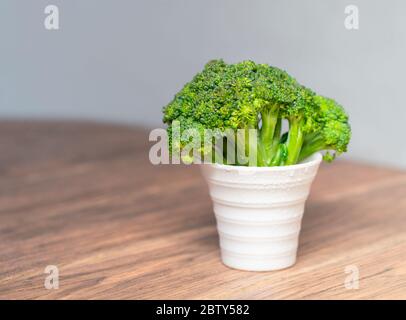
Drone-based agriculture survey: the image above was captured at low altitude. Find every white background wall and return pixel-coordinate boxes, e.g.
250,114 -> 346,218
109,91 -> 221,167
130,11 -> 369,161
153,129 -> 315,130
1,0 -> 405,168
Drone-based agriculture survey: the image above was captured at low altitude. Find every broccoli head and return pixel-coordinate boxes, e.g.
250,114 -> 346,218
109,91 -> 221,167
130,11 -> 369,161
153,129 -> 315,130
298,95 -> 351,162
162,59 -> 351,166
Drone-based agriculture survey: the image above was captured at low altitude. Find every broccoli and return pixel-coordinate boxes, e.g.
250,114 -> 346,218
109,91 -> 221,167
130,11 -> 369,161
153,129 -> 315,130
162,59 -> 351,166
298,95 -> 351,163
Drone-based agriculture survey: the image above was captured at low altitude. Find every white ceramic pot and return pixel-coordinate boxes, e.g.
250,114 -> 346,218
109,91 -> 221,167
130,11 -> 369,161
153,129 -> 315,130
200,153 -> 322,271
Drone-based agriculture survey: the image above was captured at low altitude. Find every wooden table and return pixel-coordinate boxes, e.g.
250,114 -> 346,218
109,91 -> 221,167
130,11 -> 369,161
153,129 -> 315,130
0,121 -> 405,300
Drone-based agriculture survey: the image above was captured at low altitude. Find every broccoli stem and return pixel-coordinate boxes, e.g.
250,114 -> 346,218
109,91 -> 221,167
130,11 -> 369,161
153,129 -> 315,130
269,117 -> 282,161
204,146 -> 226,164
245,126 -> 264,166
298,133 -> 325,162
285,117 -> 305,165
270,143 -> 287,166
260,105 -> 279,165
235,126 -> 262,166
215,147 -> 227,164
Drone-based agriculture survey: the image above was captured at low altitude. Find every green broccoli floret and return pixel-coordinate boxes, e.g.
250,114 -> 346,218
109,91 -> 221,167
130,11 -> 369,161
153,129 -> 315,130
281,86 -> 317,165
252,64 -> 300,165
162,60 -> 351,166
298,95 -> 351,162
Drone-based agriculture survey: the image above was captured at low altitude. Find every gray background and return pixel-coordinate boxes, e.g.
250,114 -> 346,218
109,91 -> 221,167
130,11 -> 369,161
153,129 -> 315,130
1,0 -> 405,168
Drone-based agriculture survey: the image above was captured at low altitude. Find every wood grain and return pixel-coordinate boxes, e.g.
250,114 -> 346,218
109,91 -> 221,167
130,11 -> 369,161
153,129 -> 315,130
0,120 -> 405,300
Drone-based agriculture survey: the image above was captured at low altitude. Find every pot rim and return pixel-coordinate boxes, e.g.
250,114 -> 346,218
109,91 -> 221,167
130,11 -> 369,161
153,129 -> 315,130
202,152 -> 322,172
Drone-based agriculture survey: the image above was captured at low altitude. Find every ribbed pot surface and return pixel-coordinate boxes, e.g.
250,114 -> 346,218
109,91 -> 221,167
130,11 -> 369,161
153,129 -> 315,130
200,153 -> 322,271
